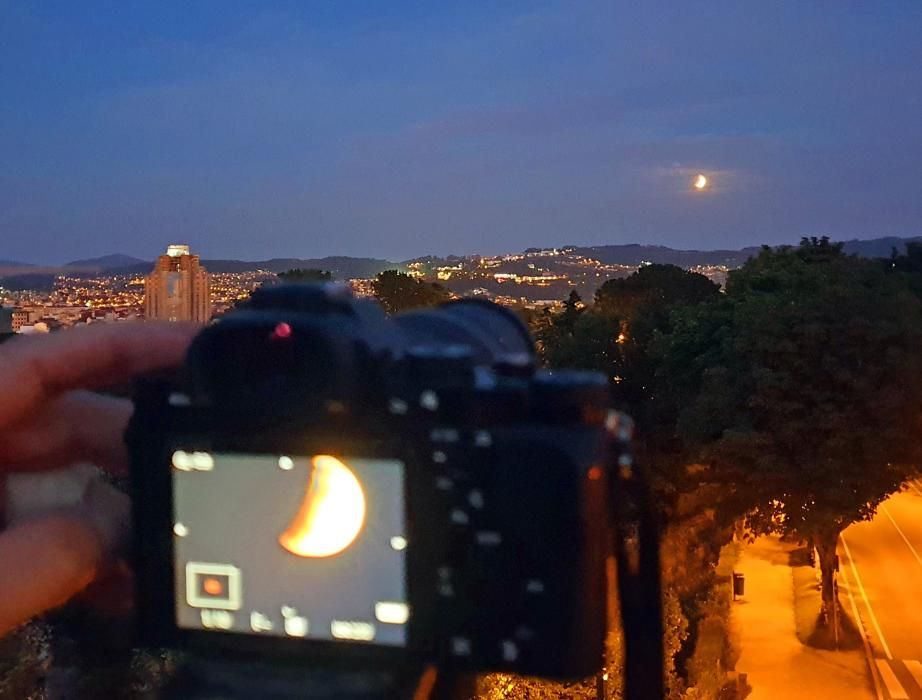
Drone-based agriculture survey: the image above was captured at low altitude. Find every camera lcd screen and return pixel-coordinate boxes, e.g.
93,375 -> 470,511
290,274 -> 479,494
171,451 -> 408,647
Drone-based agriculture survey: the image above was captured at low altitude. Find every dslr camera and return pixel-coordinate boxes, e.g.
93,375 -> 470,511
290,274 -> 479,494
128,284 -> 661,698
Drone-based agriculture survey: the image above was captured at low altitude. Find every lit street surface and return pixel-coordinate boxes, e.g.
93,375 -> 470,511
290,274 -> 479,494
840,485 -> 922,699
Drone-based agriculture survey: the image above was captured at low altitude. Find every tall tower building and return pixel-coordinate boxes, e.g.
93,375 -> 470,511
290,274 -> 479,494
144,244 -> 211,322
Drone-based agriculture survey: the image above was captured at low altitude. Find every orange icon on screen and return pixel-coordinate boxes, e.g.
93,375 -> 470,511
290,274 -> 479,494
278,455 -> 366,558
203,577 -> 224,596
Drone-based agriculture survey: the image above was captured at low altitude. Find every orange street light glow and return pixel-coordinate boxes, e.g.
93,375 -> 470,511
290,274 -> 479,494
279,455 -> 366,558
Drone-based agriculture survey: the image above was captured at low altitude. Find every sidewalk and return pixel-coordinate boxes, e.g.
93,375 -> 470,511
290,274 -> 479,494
731,536 -> 872,699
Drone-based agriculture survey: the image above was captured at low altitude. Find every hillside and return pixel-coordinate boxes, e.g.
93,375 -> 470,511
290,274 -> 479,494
65,254 -> 148,269
8,235 -> 922,282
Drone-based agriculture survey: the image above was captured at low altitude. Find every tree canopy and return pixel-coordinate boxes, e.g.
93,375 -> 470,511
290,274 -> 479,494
371,270 -> 451,314
537,266 -> 719,428
595,264 -> 719,320
276,268 -> 333,283
530,241 -> 922,681
654,239 -> 922,607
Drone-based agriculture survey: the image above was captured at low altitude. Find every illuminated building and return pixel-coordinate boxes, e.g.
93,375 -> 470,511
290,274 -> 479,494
144,244 -> 211,322
11,309 -> 30,332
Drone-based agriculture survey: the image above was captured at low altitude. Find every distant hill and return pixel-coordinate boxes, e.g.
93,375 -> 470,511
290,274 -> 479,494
99,256 -> 403,279
0,259 -> 33,267
200,256 -> 401,278
65,254 -> 148,269
566,236 -> 922,268
20,235 -> 922,282
0,273 -> 56,291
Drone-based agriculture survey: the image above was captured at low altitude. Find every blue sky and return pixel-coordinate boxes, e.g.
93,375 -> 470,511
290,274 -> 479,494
2,1 -> 921,263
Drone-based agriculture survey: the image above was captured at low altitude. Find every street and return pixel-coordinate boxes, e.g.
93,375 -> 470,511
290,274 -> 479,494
840,484 -> 922,700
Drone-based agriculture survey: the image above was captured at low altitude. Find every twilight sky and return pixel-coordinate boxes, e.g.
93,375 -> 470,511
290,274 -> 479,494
2,1 -> 921,263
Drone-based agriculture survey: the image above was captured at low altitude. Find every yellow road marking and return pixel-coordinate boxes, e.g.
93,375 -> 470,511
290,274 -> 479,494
876,660 -> 909,699
841,534 -> 893,659
882,506 -> 922,567
839,561 -> 885,700
904,660 -> 922,692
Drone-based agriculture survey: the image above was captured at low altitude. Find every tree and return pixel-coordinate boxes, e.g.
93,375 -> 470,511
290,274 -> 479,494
887,241 -> 922,300
371,270 -> 451,314
533,274 -> 726,695
595,264 -> 719,320
655,239 -> 922,613
560,289 -> 585,329
534,290 -> 610,370
276,268 -> 333,283
597,266 -> 719,426
540,310 -> 622,376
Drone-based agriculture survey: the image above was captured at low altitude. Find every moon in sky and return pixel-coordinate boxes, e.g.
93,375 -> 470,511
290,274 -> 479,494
693,173 -> 708,190
278,455 -> 366,558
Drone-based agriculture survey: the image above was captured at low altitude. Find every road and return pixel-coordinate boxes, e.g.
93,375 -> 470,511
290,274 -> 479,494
840,484 -> 922,700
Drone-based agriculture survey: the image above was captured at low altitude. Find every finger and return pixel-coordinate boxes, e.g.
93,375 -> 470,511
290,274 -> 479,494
0,321 -> 198,429
75,560 -> 134,617
0,391 -> 133,474
5,470 -> 131,557
0,514 -> 104,636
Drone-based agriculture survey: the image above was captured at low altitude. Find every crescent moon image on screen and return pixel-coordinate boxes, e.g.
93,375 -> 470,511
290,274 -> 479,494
278,455 -> 367,558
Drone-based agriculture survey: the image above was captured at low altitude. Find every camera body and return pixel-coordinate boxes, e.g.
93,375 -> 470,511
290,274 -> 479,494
128,284 -> 615,681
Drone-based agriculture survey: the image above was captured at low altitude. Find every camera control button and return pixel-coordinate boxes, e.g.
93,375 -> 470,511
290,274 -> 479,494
450,509 -> 469,525
467,490 -> 484,509
451,636 -> 472,657
438,566 -> 455,597
387,397 -> 409,415
473,430 -> 493,447
168,392 -> 191,407
475,531 -> 502,546
524,579 -> 545,594
501,640 -> 519,662
419,390 -> 439,411
430,427 -> 460,442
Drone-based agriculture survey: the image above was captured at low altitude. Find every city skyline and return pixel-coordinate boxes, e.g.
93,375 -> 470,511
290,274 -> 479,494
3,2 -> 922,263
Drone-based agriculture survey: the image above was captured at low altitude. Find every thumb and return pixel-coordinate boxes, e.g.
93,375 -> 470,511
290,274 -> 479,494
0,514 -> 104,636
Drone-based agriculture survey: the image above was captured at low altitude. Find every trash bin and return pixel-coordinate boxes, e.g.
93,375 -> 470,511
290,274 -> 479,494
733,572 -> 745,598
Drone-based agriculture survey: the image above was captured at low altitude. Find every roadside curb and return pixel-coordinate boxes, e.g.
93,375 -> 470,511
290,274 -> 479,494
839,535 -> 885,700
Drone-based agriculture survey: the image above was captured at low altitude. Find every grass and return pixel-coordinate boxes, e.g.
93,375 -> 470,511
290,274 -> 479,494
681,539 -> 746,699
715,539 -> 743,673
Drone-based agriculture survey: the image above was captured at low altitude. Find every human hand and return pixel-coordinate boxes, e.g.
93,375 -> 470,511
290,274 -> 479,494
0,322 -> 197,635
